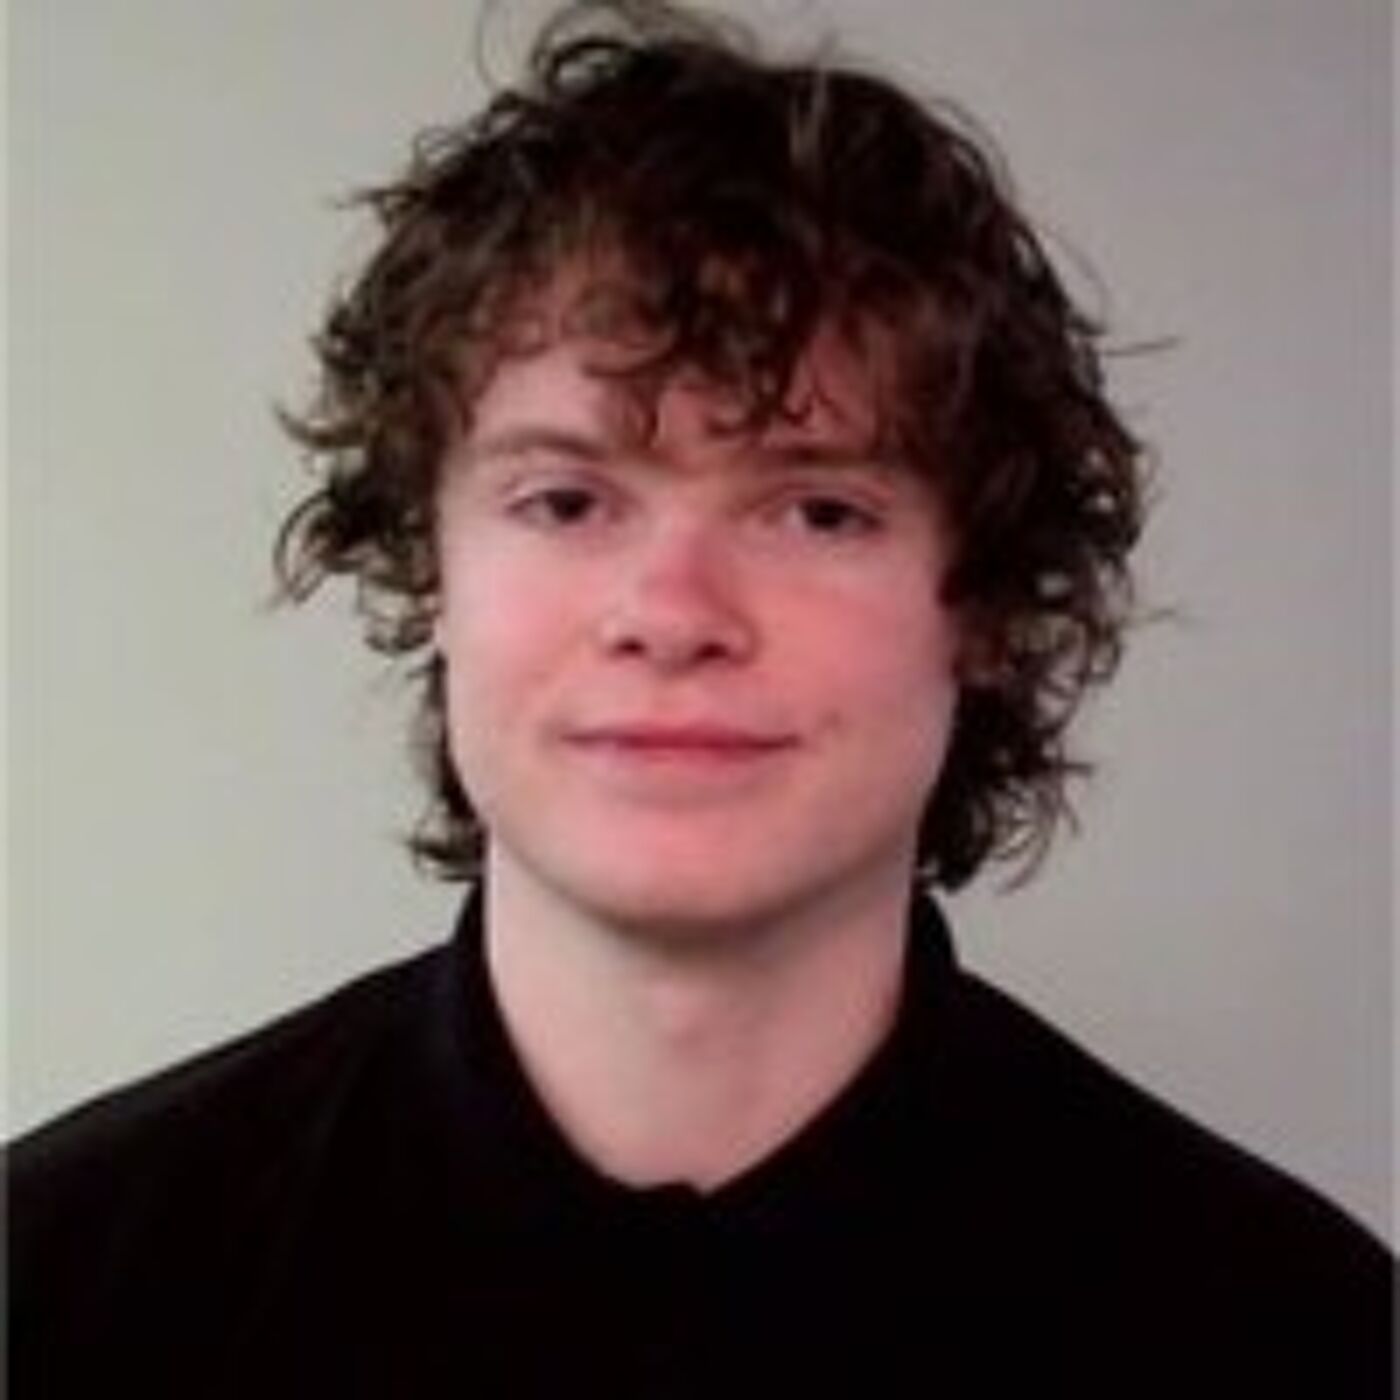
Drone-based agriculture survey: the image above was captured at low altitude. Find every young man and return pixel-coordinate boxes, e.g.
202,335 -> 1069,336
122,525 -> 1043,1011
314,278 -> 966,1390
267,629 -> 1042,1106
9,2 -> 1392,1395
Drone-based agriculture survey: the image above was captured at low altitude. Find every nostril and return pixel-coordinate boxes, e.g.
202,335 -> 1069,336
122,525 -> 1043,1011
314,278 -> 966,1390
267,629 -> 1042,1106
592,523 -> 759,668
595,598 -> 756,670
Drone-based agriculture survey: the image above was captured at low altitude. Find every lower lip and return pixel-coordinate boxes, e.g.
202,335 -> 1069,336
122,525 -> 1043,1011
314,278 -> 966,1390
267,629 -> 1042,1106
562,735 -> 796,785
568,734 -> 793,756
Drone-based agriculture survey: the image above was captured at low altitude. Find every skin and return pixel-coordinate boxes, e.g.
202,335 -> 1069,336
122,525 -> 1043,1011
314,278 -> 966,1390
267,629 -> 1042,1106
433,294 -> 964,1187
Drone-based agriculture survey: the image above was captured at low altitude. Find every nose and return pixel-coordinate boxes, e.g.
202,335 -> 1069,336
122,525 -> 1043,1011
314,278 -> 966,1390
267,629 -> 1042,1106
595,519 -> 758,672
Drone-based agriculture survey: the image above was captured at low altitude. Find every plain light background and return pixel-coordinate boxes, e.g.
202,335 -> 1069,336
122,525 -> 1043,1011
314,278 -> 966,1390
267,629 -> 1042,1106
8,0 -> 1394,1241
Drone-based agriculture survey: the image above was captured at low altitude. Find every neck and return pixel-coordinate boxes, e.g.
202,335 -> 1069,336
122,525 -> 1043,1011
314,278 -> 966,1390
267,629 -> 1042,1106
482,851 -> 913,1191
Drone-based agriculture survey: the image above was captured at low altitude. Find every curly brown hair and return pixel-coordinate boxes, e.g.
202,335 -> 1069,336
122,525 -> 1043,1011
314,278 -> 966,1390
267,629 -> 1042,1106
276,0 -> 1145,891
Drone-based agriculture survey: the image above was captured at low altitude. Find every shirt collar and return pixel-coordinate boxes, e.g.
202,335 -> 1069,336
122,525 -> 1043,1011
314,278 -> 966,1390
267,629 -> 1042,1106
403,884 -> 960,1235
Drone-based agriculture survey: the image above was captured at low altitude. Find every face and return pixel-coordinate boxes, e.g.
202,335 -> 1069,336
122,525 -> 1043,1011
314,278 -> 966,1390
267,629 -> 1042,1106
434,310 -> 962,941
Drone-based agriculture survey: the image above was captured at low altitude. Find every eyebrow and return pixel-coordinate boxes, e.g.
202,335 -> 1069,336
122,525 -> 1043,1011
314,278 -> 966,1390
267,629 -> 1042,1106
465,423 -> 897,475
759,440 -> 894,471
466,426 -> 609,465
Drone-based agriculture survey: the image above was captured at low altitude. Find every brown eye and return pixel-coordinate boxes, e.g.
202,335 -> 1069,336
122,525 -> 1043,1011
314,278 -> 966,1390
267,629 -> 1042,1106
791,495 -> 882,536
512,486 -> 603,528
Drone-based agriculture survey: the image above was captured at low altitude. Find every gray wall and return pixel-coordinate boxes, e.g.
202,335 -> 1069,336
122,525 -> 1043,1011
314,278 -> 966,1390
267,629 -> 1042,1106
9,0 -> 1394,1241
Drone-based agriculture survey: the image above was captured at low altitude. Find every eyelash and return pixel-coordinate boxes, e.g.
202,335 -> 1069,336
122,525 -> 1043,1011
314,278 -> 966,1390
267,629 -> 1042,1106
780,495 -> 883,537
508,485 -> 605,528
505,482 -> 886,540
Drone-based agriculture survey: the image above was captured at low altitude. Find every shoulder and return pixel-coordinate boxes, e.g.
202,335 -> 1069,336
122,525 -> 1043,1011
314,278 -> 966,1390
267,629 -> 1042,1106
910,961 -> 1394,1387
934,966 -> 1388,1256
8,943 -> 447,1276
7,943 -> 456,1394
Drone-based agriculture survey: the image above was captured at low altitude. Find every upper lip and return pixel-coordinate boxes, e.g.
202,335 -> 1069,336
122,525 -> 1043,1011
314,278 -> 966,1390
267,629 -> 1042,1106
564,723 -> 797,751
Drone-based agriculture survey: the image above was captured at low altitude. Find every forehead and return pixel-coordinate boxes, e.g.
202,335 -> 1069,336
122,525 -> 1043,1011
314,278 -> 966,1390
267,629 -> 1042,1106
462,263 -> 893,459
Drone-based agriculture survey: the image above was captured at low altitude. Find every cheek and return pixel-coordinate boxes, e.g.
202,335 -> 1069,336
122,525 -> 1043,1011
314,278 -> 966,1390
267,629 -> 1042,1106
808,579 -> 961,774
803,563 -> 958,695
440,615 -> 526,719
438,590 -> 558,811
437,555 -> 581,721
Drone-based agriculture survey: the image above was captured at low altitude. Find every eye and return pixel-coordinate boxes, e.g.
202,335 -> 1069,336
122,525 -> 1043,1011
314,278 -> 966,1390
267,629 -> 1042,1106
509,484 -> 607,529
783,494 -> 884,538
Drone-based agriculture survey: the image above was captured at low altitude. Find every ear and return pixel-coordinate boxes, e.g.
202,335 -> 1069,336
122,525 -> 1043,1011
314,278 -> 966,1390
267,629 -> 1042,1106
951,613 -> 1003,691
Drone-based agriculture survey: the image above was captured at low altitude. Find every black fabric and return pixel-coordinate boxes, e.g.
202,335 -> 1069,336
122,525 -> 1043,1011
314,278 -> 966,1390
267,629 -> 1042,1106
8,894 -> 1394,1397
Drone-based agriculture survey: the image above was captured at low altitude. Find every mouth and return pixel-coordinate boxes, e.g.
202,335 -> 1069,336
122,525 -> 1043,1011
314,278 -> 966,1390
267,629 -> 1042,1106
562,724 -> 799,760
555,722 -> 802,807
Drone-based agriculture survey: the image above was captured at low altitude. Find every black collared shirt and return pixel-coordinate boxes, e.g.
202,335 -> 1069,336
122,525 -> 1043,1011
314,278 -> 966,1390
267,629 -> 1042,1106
9,895 -> 1393,1397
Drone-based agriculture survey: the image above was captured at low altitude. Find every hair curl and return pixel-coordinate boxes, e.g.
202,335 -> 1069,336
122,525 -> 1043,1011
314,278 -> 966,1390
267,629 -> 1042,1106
276,0 -> 1146,891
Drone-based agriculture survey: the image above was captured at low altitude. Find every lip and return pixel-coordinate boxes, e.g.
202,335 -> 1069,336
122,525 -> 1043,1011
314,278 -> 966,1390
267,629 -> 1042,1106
563,724 -> 798,757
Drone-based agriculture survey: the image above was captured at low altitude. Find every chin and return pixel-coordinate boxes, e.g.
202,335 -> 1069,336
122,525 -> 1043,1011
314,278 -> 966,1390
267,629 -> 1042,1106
561,867 -> 759,937
521,839 -> 802,942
